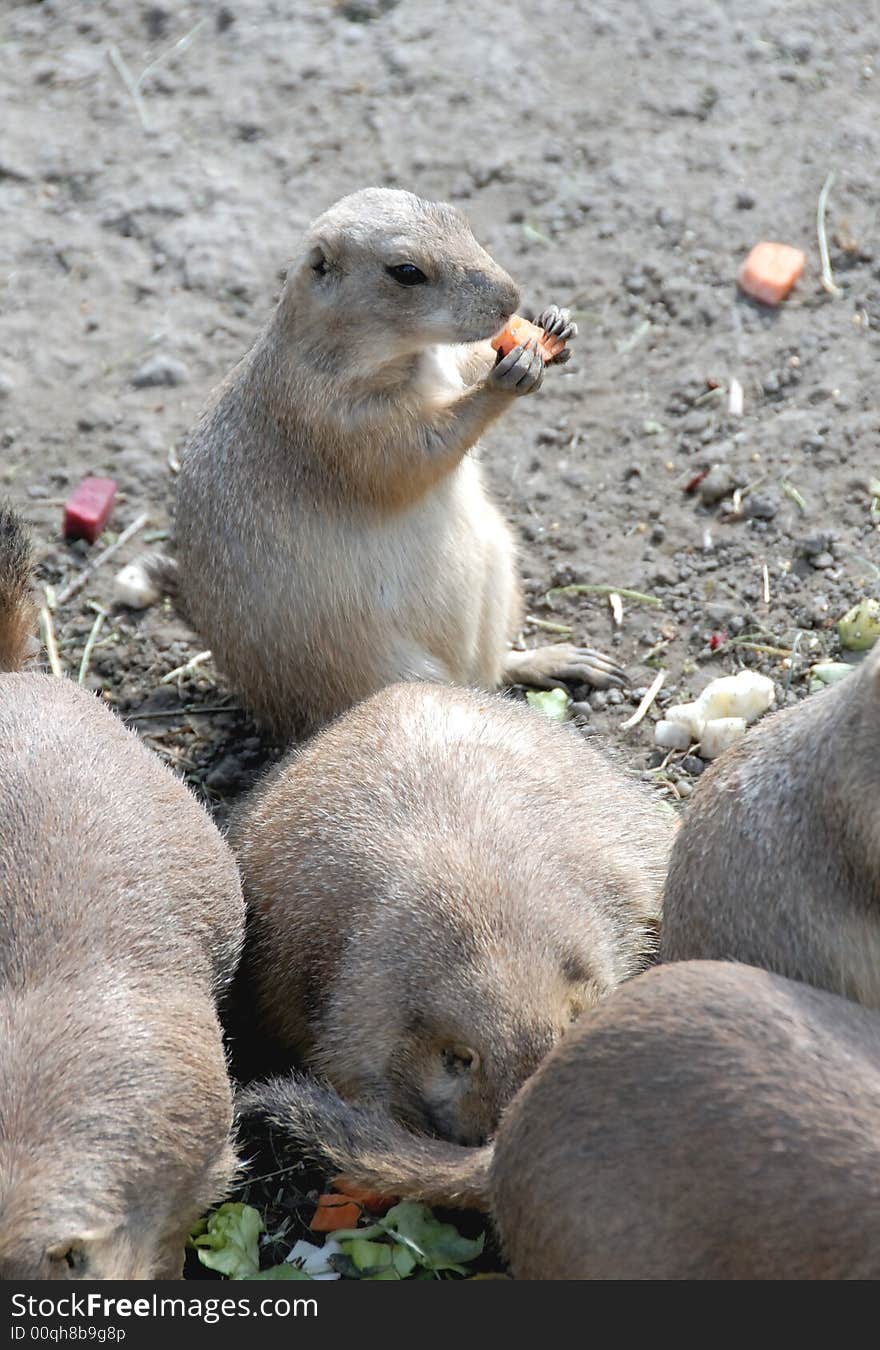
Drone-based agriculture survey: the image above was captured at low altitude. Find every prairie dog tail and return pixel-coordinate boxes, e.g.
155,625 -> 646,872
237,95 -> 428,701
237,1074 -> 492,1211
0,504 -> 36,673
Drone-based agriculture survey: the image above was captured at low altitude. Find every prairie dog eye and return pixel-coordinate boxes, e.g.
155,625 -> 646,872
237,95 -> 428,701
441,1043 -> 479,1074
386,262 -> 428,286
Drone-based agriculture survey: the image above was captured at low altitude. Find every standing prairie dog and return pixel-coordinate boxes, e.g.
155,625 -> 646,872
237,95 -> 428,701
231,681 -> 672,1174
156,187 -> 623,739
660,645 -> 880,1006
491,961 -> 880,1279
0,506 -> 245,1280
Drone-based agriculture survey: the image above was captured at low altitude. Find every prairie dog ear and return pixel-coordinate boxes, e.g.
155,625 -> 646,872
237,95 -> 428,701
306,236 -> 336,279
46,1235 -> 102,1276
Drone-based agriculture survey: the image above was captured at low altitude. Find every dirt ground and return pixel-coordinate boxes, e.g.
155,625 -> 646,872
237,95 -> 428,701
2,0 -> 879,1274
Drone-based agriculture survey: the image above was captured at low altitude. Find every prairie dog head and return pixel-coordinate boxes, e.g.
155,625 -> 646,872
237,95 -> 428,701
282,188 -> 520,365
317,883 -> 614,1148
384,963 -> 603,1148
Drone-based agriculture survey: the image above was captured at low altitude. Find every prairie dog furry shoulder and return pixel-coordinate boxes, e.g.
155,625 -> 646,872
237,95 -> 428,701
660,646 -> 880,1007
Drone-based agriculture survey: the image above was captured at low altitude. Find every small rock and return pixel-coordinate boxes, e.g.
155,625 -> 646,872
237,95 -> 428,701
744,492 -> 779,521
782,31 -> 813,62
0,160 -> 32,184
804,597 -> 831,626
607,688 -> 624,705
142,5 -> 171,39
137,685 -> 182,715
589,690 -> 608,711
113,561 -> 160,610
675,780 -> 694,798
680,755 -> 706,776
205,755 -> 247,792
799,532 -> 834,559
569,700 -> 592,721
680,411 -> 710,435
26,484 -> 49,499
0,372 -> 13,400
698,464 -> 736,506
76,401 -> 116,432
810,551 -> 834,570
131,354 -> 189,388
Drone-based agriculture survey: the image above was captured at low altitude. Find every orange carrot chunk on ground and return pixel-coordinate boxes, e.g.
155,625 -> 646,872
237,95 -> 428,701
331,1176 -> 395,1212
309,1193 -> 363,1232
737,241 -> 806,306
491,314 -> 566,362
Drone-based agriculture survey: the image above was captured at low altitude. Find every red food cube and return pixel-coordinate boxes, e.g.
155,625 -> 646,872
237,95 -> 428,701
63,477 -> 117,544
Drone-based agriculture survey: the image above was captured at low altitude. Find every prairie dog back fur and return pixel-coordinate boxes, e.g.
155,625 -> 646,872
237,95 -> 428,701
0,507 -> 246,1280
660,646 -> 880,1006
161,187 -> 620,739
491,961 -> 880,1279
231,682 -> 672,1166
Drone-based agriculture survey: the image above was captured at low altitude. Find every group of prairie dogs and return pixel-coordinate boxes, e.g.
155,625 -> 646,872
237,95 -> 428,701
2,187 -> 878,1283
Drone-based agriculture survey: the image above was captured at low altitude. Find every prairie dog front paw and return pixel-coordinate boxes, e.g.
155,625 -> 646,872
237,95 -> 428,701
490,339 -> 545,396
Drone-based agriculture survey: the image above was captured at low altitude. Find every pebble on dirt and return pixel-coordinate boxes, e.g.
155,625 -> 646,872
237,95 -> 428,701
131,354 -> 190,389
113,561 -> 161,610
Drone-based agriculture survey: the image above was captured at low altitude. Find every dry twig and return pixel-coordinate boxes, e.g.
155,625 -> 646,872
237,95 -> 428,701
39,603 -> 63,678
55,513 -> 150,607
817,171 -> 841,297
620,670 -> 666,731
78,606 -> 108,685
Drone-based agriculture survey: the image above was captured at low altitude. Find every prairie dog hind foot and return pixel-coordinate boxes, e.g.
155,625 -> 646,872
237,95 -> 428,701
503,642 -> 627,691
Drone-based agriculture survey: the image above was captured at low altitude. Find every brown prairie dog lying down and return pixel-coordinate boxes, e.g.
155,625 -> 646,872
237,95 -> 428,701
232,681 -> 673,1197
152,187 -> 623,739
0,506 -> 245,1280
491,961 -> 880,1279
660,643 -> 880,1007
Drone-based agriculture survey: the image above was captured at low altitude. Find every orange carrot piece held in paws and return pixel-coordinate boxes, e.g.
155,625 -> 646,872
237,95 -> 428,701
737,241 -> 806,306
309,1192 -> 363,1232
491,314 -> 566,362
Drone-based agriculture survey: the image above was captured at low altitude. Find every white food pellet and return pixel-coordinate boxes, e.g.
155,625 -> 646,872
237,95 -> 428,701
697,671 -> 775,724
699,717 -> 747,760
663,702 -> 706,741
655,719 -> 692,751
113,561 -> 160,610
